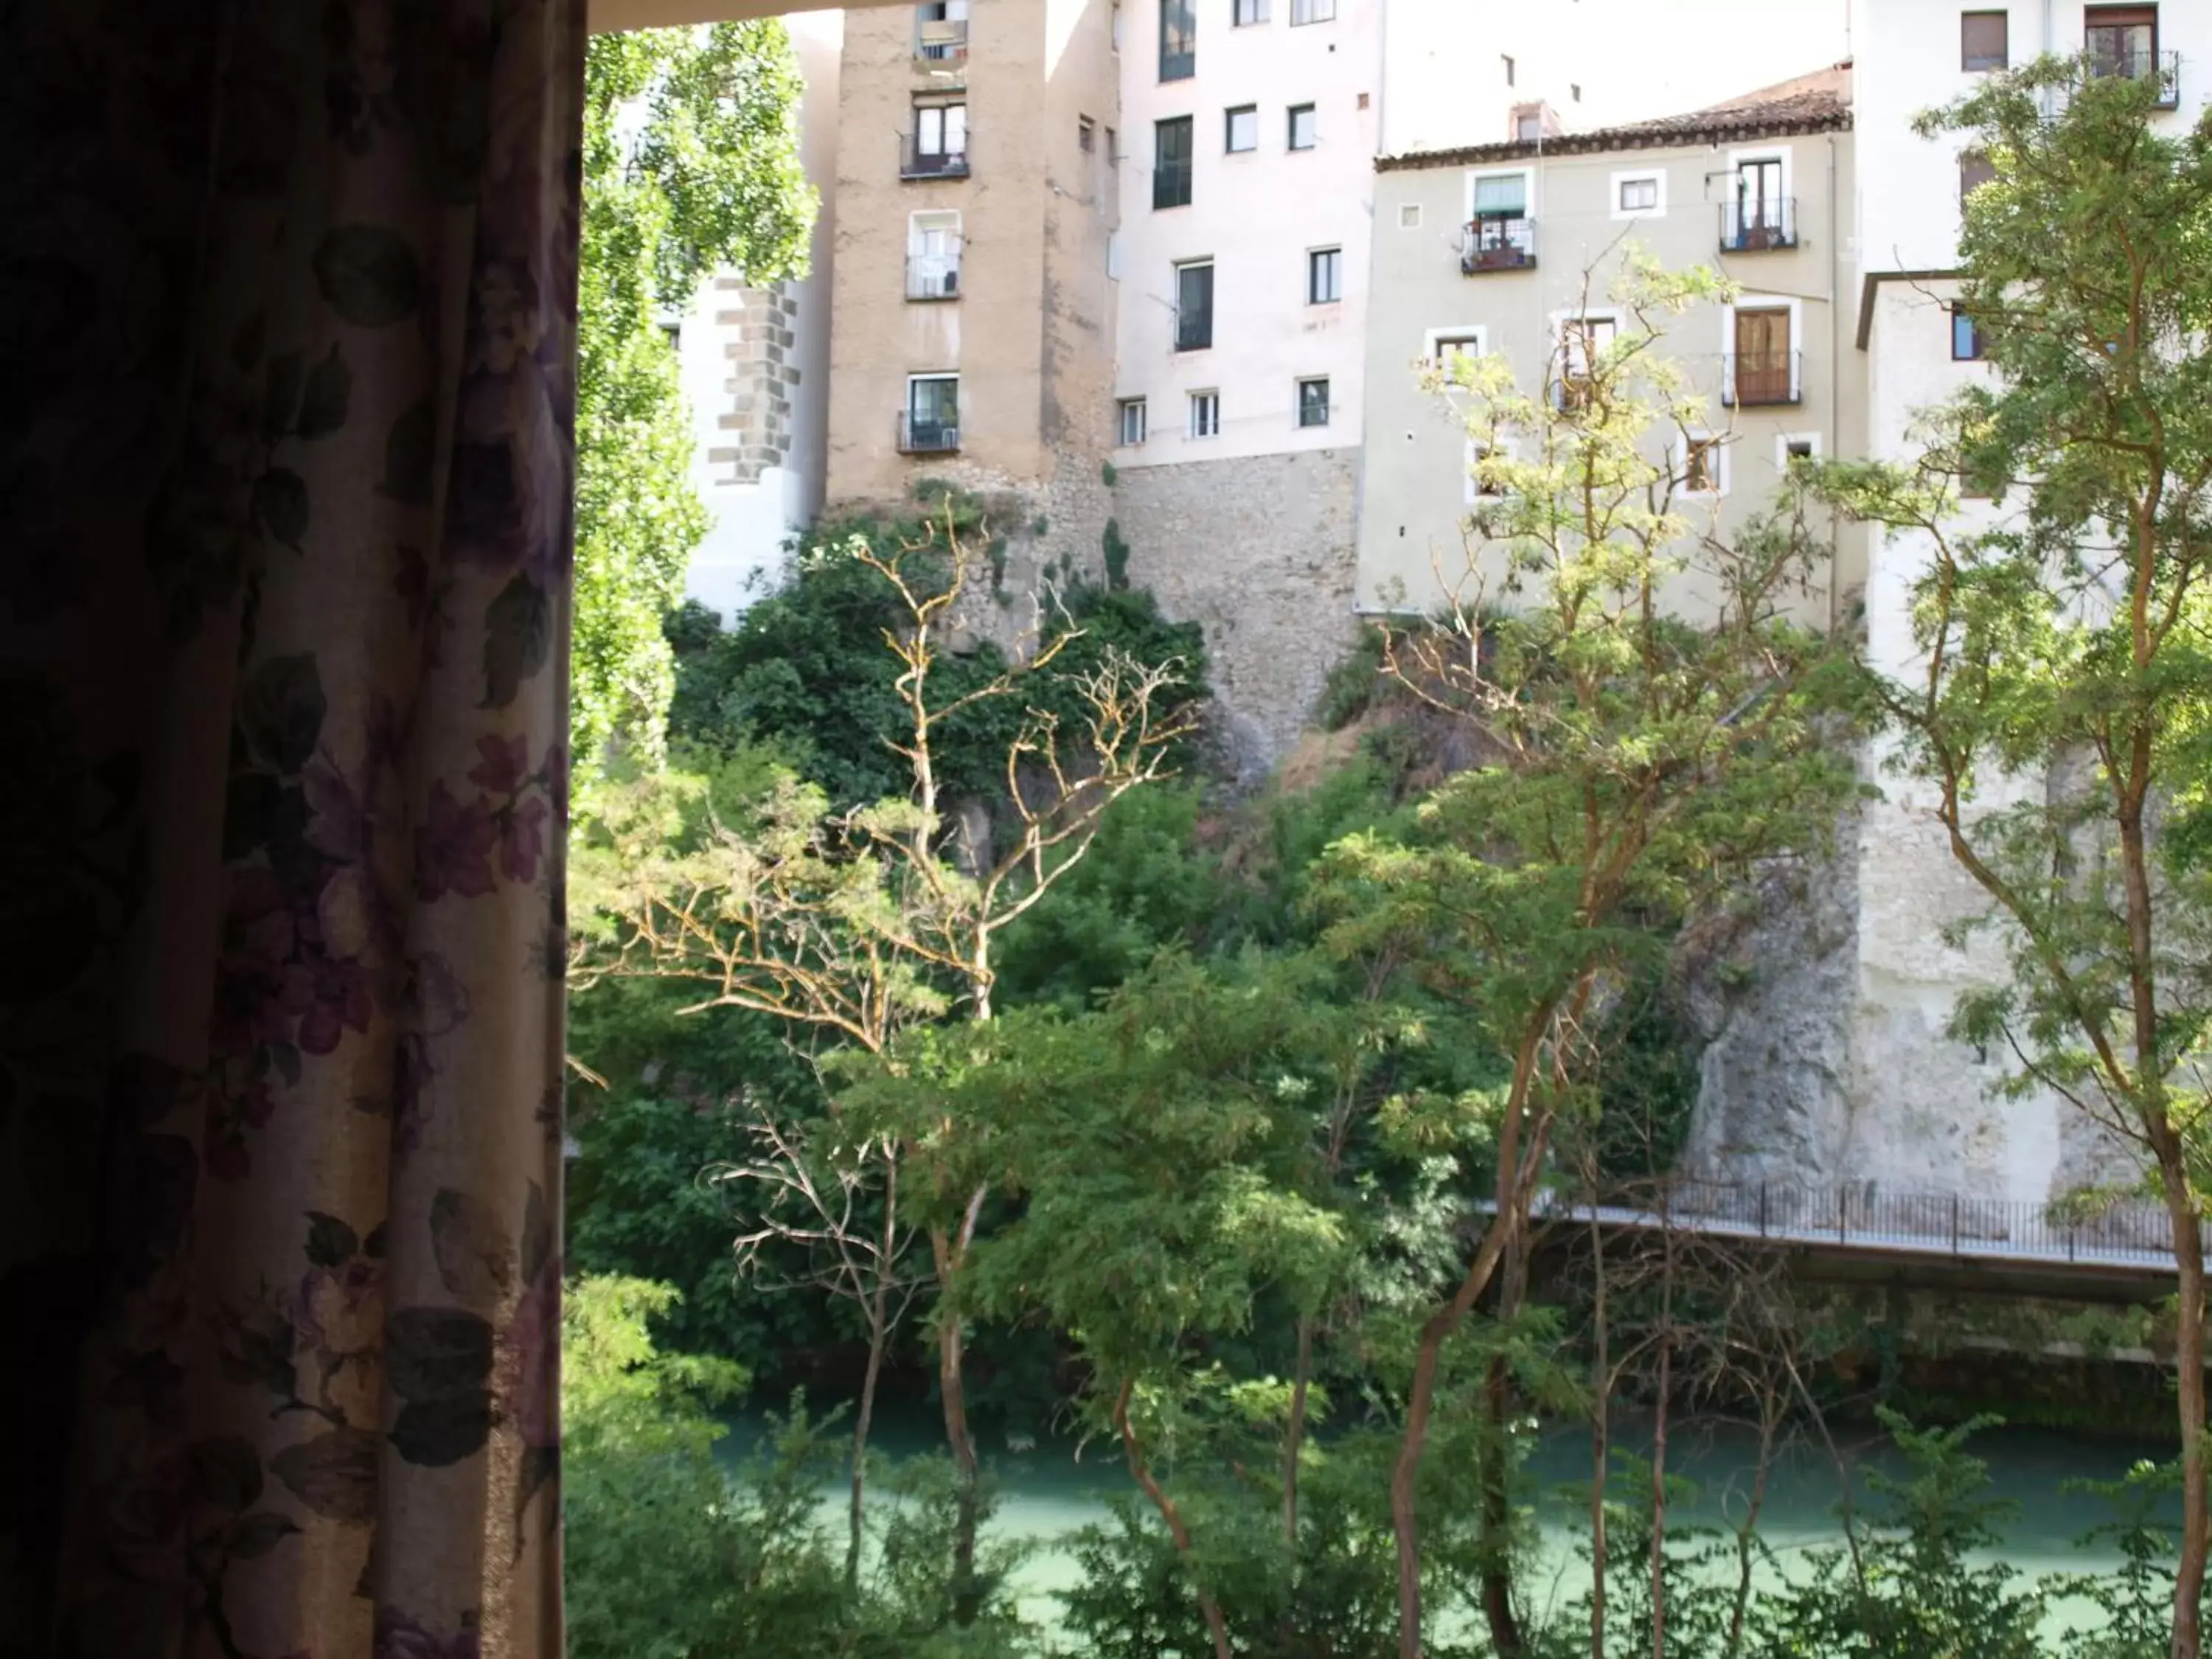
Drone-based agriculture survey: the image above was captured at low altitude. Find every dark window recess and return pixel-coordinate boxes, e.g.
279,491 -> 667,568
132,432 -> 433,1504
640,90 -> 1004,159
1502,53 -> 1516,86
1307,247 -> 1341,304
1175,262 -> 1214,351
1952,305 -> 1985,360
1288,103 -> 1318,150
1160,0 -> 1196,80
901,377 -> 960,452
1153,115 -> 1194,208
1959,150 -> 1997,205
1079,116 -> 1096,151
1961,10 -> 2008,70
1298,378 -> 1330,427
2085,5 -> 2157,80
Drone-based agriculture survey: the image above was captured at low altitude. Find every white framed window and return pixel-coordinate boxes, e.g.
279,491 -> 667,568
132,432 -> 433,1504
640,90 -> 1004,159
1118,397 -> 1148,445
1290,0 -> 1335,22
1188,390 -> 1222,438
1722,293 -> 1803,407
1399,202 -> 1423,229
1467,166 -> 1534,224
915,101 -> 967,158
1298,377 -> 1330,427
1288,103 -> 1318,150
1551,310 -> 1618,408
1677,431 -> 1728,497
1307,246 -> 1342,305
1611,169 -> 1666,220
1776,431 -> 1822,471
906,209 -> 962,299
1234,0 -> 1270,23
1424,324 -> 1488,366
903,373 -> 961,451
1226,105 -> 1259,153
1466,437 -> 1512,505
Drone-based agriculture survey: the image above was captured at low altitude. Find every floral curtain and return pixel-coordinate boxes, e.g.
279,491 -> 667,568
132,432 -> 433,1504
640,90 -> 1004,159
2,2 -> 582,1655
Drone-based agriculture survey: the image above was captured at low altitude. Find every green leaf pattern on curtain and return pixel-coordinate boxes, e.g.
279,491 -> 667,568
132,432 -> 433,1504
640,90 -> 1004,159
0,1 -> 582,1655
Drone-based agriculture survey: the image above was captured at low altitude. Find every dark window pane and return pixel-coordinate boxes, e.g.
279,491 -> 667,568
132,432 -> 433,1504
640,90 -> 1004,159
1153,116 -> 1193,207
1160,0 -> 1196,80
1961,10 -> 2008,70
1175,263 -> 1214,350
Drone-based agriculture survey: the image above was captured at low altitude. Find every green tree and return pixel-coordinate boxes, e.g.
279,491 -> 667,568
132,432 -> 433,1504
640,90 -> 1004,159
575,24 -> 814,775
1324,256 -> 1860,1658
1800,58 -> 2212,1654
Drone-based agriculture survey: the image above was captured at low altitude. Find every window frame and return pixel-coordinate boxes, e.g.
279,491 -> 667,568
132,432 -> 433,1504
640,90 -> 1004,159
2084,4 -> 2159,80
1117,396 -> 1148,446
1225,104 -> 1259,153
914,99 -> 969,159
1961,10 -> 2008,71
1951,303 -> 1986,361
1174,259 -> 1215,352
1722,293 -> 1801,406
1776,431 -> 1823,473
1399,202 -> 1424,229
1159,0 -> 1196,81
1078,116 -> 1096,152
1551,309 -> 1620,410
1287,102 -> 1318,151
1153,114 -> 1195,209
1424,324 -> 1489,367
1187,389 -> 1222,439
1467,165 -> 1533,223
1466,437 -> 1513,505
1290,0 -> 1335,23
1234,0 -> 1270,24
1307,246 -> 1343,306
1297,376 -> 1331,428
905,372 -> 961,447
905,209 -> 963,300
1958,149 -> 1997,207
1611,168 -> 1666,220
1677,431 -> 1728,498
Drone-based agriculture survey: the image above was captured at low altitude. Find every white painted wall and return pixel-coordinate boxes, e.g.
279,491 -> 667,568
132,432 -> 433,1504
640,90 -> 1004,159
1110,0 -> 1382,470
680,8 -> 843,623
1380,0 -> 1607,153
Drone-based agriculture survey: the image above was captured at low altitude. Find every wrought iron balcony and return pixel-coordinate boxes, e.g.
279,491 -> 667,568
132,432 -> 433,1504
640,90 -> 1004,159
1719,197 -> 1797,252
906,251 -> 962,300
1723,349 -> 1802,408
916,16 -> 968,62
900,136 -> 970,181
1460,215 -> 1536,274
897,413 -> 960,453
2082,45 -> 2182,108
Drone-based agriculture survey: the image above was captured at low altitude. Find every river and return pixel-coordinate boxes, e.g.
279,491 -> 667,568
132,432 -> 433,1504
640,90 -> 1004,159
719,1400 -> 2173,1634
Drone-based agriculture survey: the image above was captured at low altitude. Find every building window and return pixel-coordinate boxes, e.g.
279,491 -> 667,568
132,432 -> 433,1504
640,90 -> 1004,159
1779,434 -> 1822,470
1119,397 -> 1148,445
1307,246 -> 1343,305
1188,390 -> 1221,437
1106,127 -> 1120,164
1175,260 -> 1214,351
1516,112 -> 1543,140
917,0 -> 970,62
1680,434 -> 1723,495
1961,10 -> 2008,69
1160,0 -> 1196,80
1234,0 -> 1269,23
1399,202 -> 1423,229
1298,377 -> 1331,427
1429,330 -> 1484,366
1290,0 -> 1335,21
1556,315 -> 1616,409
1952,304 -> 1985,360
1106,230 -> 1122,279
1731,306 -> 1795,406
2085,5 -> 2158,81
1226,104 -> 1259,152
1501,53 -> 1516,86
1154,115 -> 1194,209
902,375 -> 960,452
1729,156 -> 1789,246
1111,0 -> 1122,49
1079,116 -> 1096,152
1571,82 -> 1582,102
908,100 -> 969,177
1288,103 -> 1318,150
1469,439 -> 1509,501
1618,174 -> 1661,214
907,210 -> 962,299
1959,150 -> 1997,206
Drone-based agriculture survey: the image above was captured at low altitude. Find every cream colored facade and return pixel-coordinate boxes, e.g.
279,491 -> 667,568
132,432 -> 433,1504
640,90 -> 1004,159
822,0 -> 1121,522
1354,88 -> 1865,629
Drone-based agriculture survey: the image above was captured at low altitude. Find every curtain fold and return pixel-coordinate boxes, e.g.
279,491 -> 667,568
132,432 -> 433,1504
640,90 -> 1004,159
1,3 -> 582,1655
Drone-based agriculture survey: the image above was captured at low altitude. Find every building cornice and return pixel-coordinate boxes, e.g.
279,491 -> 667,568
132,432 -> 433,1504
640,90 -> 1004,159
1376,110 -> 1852,175
1854,268 -> 1963,350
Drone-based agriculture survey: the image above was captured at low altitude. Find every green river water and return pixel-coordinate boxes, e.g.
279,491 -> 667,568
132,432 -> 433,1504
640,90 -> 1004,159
720,1400 -> 2177,1634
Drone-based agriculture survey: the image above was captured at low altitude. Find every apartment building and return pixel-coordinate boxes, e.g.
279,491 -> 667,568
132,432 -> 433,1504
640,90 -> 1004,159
819,0 -> 1122,580
1353,67 -> 1861,625
1834,0 -> 2212,1204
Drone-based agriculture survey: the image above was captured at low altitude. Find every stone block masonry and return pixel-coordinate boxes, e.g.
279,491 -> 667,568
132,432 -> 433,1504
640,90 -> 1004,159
1110,447 -> 1362,783
709,278 -> 803,487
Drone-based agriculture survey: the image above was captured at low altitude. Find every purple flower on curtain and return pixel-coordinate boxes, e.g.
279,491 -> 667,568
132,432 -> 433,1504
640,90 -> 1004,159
465,733 -> 529,796
499,796 -> 549,883
415,782 -> 498,900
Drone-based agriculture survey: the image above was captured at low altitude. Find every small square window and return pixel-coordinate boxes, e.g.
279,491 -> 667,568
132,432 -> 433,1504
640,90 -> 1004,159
1681,436 -> 1722,495
1470,440 -> 1508,500
1079,116 -> 1096,152
1619,176 -> 1660,212
1961,10 -> 2008,71
1502,54 -> 1516,86
1298,377 -> 1330,428
1188,390 -> 1221,438
1432,332 -> 1483,364
1290,0 -> 1335,21
1234,0 -> 1269,24
1516,113 -> 1542,141
1951,305 -> 1985,361
1118,397 -> 1147,445
1307,246 -> 1342,305
1226,105 -> 1259,153
1288,104 -> 1318,150
1399,202 -> 1423,229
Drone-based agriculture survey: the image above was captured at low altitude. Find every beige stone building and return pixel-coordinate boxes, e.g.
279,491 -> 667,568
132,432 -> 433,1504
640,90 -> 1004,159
1354,67 -> 1865,630
821,0 -> 1122,580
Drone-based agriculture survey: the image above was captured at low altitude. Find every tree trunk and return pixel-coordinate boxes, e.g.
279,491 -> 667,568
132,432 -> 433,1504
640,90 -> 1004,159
1285,1312 -> 1315,1546
1115,1379 -> 1234,1659
847,1276 -> 891,1590
1725,1389 -> 1778,1659
1589,1217 -> 1610,1659
2164,1159 -> 2207,1659
1478,1244 -> 1528,1659
932,1222 -> 984,1624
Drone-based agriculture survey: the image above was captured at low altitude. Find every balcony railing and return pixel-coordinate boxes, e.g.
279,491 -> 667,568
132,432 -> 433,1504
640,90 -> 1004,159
1152,164 -> 1192,211
1460,215 -> 1536,274
1723,349 -> 1802,408
2083,45 -> 2182,108
916,17 -> 968,61
906,251 -> 962,300
900,137 -> 970,181
897,412 -> 960,453
1719,197 -> 1797,252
